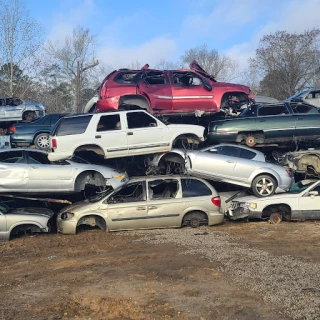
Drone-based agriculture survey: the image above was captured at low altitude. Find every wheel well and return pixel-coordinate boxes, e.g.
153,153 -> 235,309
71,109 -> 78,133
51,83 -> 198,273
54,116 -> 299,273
74,144 -> 105,157
74,170 -> 105,192
298,154 -> 320,173
119,95 -> 150,111
22,110 -> 36,120
262,204 -> 291,219
236,131 -> 265,143
173,134 -> 200,147
220,92 -> 249,109
160,152 -> 185,165
10,223 -> 42,239
76,215 -> 107,232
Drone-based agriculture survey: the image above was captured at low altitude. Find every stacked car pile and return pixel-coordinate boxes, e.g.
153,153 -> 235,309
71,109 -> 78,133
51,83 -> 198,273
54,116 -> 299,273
1,61 -> 320,241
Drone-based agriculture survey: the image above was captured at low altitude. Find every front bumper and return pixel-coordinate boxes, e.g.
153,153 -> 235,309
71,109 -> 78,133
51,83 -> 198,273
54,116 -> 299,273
57,218 -> 77,235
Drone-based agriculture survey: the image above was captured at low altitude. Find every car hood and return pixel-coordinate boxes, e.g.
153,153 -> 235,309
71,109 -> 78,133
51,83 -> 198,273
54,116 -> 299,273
8,207 -> 54,218
60,200 -> 101,214
233,193 -> 299,203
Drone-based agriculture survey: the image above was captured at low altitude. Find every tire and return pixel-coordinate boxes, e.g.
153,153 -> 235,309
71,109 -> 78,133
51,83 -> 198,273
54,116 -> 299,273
245,135 -> 256,147
252,174 -> 277,197
269,213 -> 282,224
34,133 -> 50,149
182,211 -> 208,228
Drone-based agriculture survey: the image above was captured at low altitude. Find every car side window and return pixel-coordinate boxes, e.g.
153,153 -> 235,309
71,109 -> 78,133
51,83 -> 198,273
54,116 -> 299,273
239,149 -> 256,160
292,104 -> 316,114
172,72 -> 202,87
181,178 -> 212,197
258,105 -> 289,116
56,115 -> 92,136
144,71 -> 166,85
216,146 -> 241,157
28,152 -> 51,164
97,114 -> 121,132
0,150 -> 24,163
148,179 -> 179,200
126,112 -> 157,129
107,182 -> 146,203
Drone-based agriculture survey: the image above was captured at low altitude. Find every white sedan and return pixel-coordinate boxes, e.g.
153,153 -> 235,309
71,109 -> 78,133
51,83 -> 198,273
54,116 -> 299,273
226,179 -> 320,223
0,148 -> 128,193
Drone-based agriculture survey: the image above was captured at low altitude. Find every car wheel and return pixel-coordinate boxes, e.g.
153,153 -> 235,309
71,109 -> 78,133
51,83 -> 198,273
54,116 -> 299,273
182,211 -> 208,228
269,213 -> 282,224
245,135 -> 256,147
252,174 -> 277,197
34,133 -> 50,149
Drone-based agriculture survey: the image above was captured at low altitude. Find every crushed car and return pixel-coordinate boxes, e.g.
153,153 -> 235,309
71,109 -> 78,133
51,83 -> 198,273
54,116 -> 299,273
146,143 -> 293,197
57,175 -> 224,234
207,101 -> 320,147
273,148 -> 320,177
0,97 -> 46,121
48,109 -> 205,162
0,148 -> 128,194
94,60 -> 254,117
0,201 -> 54,241
286,89 -> 320,108
226,179 -> 320,223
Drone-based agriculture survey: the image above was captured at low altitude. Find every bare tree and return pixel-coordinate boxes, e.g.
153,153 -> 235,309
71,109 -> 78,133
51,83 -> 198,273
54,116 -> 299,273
46,27 -> 99,112
252,29 -> 320,99
154,59 -> 181,70
0,0 -> 43,96
181,44 -> 239,82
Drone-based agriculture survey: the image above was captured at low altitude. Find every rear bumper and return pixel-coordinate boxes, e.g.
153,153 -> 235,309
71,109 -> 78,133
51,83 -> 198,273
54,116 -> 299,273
208,212 -> 225,225
225,207 -> 263,220
96,97 -> 119,112
48,151 -> 73,162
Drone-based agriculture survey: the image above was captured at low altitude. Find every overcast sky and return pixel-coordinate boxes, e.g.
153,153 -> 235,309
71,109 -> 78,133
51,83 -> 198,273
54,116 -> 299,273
26,0 -> 320,71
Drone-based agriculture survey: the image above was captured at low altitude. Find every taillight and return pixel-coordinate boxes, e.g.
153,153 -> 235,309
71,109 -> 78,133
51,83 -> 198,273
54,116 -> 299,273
286,169 -> 293,177
51,138 -> 57,149
8,126 -> 16,133
211,196 -> 221,207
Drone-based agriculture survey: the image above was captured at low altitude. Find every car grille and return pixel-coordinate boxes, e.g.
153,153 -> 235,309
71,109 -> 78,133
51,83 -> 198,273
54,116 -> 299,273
231,201 -> 240,209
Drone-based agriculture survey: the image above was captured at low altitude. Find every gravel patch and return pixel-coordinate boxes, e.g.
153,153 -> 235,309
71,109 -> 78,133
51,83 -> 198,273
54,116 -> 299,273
121,228 -> 320,320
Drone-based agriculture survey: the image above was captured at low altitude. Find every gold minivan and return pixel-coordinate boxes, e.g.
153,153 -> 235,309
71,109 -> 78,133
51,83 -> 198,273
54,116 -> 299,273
57,175 -> 224,234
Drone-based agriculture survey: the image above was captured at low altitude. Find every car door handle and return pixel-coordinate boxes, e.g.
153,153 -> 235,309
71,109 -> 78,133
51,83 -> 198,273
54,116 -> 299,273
95,135 -> 101,138
148,206 -> 158,210
127,132 -> 133,136
259,119 -> 266,122
226,160 -> 234,163
136,206 -> 146,211
297,117 -> 303,120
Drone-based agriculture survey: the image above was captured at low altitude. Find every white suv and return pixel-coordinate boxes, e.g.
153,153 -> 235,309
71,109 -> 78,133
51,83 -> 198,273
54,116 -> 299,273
48,110 -> 205,162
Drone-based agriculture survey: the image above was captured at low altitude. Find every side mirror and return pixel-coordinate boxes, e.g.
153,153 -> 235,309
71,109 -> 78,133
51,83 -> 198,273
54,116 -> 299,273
309,190 -> 318,197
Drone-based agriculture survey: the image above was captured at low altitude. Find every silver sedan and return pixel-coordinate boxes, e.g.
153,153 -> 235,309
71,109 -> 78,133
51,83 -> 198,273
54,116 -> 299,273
0,202 -> 54,241
147,144 -> 293,197
0,149 -> 128,193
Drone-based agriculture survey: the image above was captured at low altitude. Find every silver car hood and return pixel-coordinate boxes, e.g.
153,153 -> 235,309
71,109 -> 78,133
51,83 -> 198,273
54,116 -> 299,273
8,207 -> 54,218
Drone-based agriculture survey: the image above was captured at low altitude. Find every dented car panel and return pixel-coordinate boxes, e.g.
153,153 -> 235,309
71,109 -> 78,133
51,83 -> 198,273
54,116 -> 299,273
226,179 -> 320,221
0,204 -> 54,241
95,61 -> 253,116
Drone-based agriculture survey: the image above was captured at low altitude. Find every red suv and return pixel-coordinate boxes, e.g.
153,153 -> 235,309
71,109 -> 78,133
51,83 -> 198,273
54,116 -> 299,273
95,61 -> 254,117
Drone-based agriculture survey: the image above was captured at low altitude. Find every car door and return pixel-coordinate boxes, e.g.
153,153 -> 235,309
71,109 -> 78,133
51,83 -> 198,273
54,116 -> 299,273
170,71 -> 214,112
136,71 -> 173,111
0,150 -> 29,191
94,113 -> 129,158
189,150 -> 237,181
256,105 -> 295,141
146,178 -> 182,228
126,111 -> 170,155
105,181 -> 148,230
27,151 -> 75,191
298,184 -> 320,219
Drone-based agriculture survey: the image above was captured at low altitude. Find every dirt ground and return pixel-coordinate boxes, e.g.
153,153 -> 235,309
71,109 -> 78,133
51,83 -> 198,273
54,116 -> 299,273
1,220 -> 320,320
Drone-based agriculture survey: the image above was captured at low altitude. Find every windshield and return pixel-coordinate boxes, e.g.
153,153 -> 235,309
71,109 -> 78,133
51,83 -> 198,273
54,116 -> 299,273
288,90 -> 308,100
287,180 -> 316,194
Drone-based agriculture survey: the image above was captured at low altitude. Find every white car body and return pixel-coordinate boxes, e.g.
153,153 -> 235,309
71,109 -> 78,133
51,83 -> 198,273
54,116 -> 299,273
0,149 -> 128,193
226,179 -> 320,221
48,110 -> 205,162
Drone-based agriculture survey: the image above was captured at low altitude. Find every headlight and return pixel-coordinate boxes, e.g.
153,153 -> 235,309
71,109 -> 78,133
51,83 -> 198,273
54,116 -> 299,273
240,202 -> 257,209
60,212 -> 74,220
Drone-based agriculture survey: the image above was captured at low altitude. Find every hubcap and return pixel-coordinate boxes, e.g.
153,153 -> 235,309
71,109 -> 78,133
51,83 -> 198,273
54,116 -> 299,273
256,178 -> 274,195
37,135 -> 49,148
